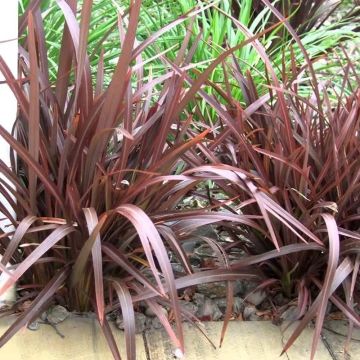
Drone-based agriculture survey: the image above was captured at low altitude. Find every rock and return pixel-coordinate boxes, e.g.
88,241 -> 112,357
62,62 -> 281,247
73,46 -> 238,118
218,231 -> 234,243
141,268 -> 163,286
233,297 -> 245,314
214,297 -> 227,312
258,299 -> 272,311
47,305 -> 69,325
197,280 -> 246,299
40,311 -> 48,321
249,313 -> 261,321
228,248 -> 246,260
193,293 -> 206,305
240,280 -> 258,295
243,305 -> 260,321
245,290 -> 267,306
105,311 -> 118,321
171,263 -> 185,274
194,244 -> 215,258
27,320 -> 40,331
150,316 -> 163,329
189,255 -> 201,268
215,297 -> 244,314
144,305 -> 167,318
116,312 -> 148,333
145,316 -> 153,329
183,226 -> 233,261
191,225 -> 218,240
272,293 -> 289,306
178,300 -> 198,316
280,306 -> 300,321
196,281 -> 226,298
196,298 -> 223,321
144,306 -> 154,318
234,280 -> 248,295
181,240 -> 199,253
326,302 -> 332,315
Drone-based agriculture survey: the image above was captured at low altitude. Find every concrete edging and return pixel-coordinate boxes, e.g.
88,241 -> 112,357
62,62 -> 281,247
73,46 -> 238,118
0,315 -> 359,359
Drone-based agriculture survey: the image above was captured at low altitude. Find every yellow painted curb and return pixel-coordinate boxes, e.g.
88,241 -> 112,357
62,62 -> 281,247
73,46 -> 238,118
0,314 -> 147,360
1,316 -> 358,359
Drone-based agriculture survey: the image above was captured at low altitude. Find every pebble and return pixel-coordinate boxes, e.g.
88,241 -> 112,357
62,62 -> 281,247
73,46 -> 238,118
326,302 -> 332,315
243,305 -> 261,321
240,280 -> 258,294
145,316 -> 153,329
106,311 -> 118,321
47,305 -> 69,325
150,316 -> 163,329
272,293 -> 289,306
171,263 -> 185,274
116,312 -> 148,333
40,311 -> 48,321
215,297 -> 244,314
189,255 -> 202,268
191,225 -> 219,240
245,290 -> 267,306
178,300 -> 198,316
181,240 -> 199,253
194,244 -> 215,257
197,280 -> 246,299
258,299 -> 271,311
193,292 -> 206,305
280,306 -> 300,321
196,297 -> 222,321
27,320 -> 40,331
144,305 -> 167,318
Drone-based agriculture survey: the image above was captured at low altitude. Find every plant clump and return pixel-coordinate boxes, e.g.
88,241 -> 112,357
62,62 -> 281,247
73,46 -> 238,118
0,1 -> 359,359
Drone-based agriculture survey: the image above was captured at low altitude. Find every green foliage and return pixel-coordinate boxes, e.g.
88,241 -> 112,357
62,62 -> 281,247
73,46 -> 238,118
18,1 -> 360,93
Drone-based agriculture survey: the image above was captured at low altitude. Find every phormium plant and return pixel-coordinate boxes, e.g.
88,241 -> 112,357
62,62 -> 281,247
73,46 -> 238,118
0,1 -> 359,360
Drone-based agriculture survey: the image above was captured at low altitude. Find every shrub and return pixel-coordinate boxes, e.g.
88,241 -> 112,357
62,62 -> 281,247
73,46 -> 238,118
197,35 -> 360,357
0,1 -> 359,360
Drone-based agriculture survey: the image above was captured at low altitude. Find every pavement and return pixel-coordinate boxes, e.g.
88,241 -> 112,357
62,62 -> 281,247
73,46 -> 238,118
0,315 -> 359,359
